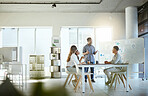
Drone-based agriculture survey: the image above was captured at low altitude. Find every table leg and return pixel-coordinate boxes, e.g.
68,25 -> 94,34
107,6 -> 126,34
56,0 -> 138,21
126,65 -> 129,92
105,67 -> 107,83
82,66 -> 85,93
22,65 -> 23,91
25,65 -> 27,89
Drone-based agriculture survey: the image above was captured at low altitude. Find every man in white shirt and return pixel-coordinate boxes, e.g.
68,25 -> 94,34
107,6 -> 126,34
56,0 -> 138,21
103,46 -> 122,85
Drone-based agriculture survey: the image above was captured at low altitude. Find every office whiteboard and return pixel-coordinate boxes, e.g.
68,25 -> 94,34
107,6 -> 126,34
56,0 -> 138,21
98,38 -> 144,64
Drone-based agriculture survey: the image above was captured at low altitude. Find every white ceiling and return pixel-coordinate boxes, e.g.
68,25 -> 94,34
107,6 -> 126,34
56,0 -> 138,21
0,0 -> 147,13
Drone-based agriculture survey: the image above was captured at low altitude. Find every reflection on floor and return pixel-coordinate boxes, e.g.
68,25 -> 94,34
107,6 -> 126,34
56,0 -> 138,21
22,78 -> 148,96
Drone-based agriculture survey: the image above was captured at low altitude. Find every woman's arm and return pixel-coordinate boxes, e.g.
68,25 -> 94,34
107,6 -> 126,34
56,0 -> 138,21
79,56 -> 84,63
80,62 -> 85,64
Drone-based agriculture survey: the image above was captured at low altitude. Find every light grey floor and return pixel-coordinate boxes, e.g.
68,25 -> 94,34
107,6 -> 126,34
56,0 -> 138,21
22,78 -> 148,96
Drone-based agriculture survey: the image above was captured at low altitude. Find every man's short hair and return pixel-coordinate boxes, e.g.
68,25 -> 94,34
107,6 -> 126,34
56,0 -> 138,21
113,46 -> 119,51
87,37 -> 92,42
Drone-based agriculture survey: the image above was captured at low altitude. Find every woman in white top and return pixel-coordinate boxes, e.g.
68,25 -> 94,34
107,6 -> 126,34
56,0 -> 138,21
66,45 -> 84,72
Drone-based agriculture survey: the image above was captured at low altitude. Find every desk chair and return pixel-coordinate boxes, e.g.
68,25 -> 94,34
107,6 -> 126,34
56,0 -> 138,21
64,70 -> 77,87
74,62 -> 94,92
0,69 -> 7,81
6,64 -> 23,89
110,68 -> 132,90
64,62 -> 77,87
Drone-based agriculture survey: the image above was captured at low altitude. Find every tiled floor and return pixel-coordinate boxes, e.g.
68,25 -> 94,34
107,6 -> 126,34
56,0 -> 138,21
22,78 -> 148,96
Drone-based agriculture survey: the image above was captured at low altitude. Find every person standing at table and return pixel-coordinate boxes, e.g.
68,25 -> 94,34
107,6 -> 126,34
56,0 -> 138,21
83,37 -> 98,83
103,46 -> 122,85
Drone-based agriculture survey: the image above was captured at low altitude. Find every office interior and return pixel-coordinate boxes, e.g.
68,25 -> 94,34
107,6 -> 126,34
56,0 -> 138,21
0,0 -> 148,96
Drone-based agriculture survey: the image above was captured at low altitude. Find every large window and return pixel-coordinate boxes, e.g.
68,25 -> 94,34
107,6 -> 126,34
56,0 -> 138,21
96,27 -> 112,42
19,28 -> 35,74
1,28 -> 52,76
61,27 -> 112,76
2,28 -> 18,47
95,27 -> 113,61
78,28 -> 95,57
36,28 -> 52,76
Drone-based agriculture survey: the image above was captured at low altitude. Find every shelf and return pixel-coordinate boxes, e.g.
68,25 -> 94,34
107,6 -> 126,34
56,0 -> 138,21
29,55 -> 45,79
51,72 -> 61,78
50,66 -> 60,72
50,65 -> 60,66
50,47 -> 61,78
30,70 -> 44,71
51,47 -> 61,54
50,53 -> 60,60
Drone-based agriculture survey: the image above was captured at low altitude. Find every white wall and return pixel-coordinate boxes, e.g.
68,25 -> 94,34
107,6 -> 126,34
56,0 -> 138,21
0,13 -> 125,40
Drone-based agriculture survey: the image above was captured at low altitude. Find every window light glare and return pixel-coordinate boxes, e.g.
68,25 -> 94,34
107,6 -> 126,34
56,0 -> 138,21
96,28 -> 112,42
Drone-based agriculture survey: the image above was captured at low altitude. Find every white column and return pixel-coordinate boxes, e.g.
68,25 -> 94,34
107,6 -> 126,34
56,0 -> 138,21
125,6 -> 138,78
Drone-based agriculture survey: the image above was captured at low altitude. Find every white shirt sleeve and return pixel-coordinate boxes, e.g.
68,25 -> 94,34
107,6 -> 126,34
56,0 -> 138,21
110,60 -> 114,64
114,54 -> 121,64
71,54 -> 80,64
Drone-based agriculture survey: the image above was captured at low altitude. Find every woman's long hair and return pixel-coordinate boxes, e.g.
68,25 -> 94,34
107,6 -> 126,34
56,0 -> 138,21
67,45 -> 77,62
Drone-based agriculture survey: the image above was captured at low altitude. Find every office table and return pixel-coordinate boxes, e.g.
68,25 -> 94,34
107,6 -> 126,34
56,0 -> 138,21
77,63 -> 129,93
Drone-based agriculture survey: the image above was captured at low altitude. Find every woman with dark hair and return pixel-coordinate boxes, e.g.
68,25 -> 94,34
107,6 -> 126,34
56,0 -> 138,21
66,45 -> 84,72
66,45 -> 84,87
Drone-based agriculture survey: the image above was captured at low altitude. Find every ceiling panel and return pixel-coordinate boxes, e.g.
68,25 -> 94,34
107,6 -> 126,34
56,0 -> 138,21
0,0 -> 101,3
0,0 -> 147,13
115,0 -> 147,12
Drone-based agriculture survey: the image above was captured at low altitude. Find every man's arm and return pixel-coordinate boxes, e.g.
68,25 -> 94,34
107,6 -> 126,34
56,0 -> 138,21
94,50 -> 98,55
105,61 -> 112,64
106,55 -> 120,64
93,46 -> 98,55
83,46 -> 89,55
104,56 -> 113,64
83,50 -> 89,55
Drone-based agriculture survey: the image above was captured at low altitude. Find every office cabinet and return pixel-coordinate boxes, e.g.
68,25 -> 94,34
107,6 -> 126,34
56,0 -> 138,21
29,55 -> 44,78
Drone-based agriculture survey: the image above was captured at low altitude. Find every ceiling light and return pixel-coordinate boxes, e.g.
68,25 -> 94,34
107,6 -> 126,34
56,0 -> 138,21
52,3 -> 56,8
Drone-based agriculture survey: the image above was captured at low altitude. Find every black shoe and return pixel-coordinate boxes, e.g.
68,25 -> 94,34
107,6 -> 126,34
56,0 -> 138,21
85,80 -> 87,82
91,79 -> 95,83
